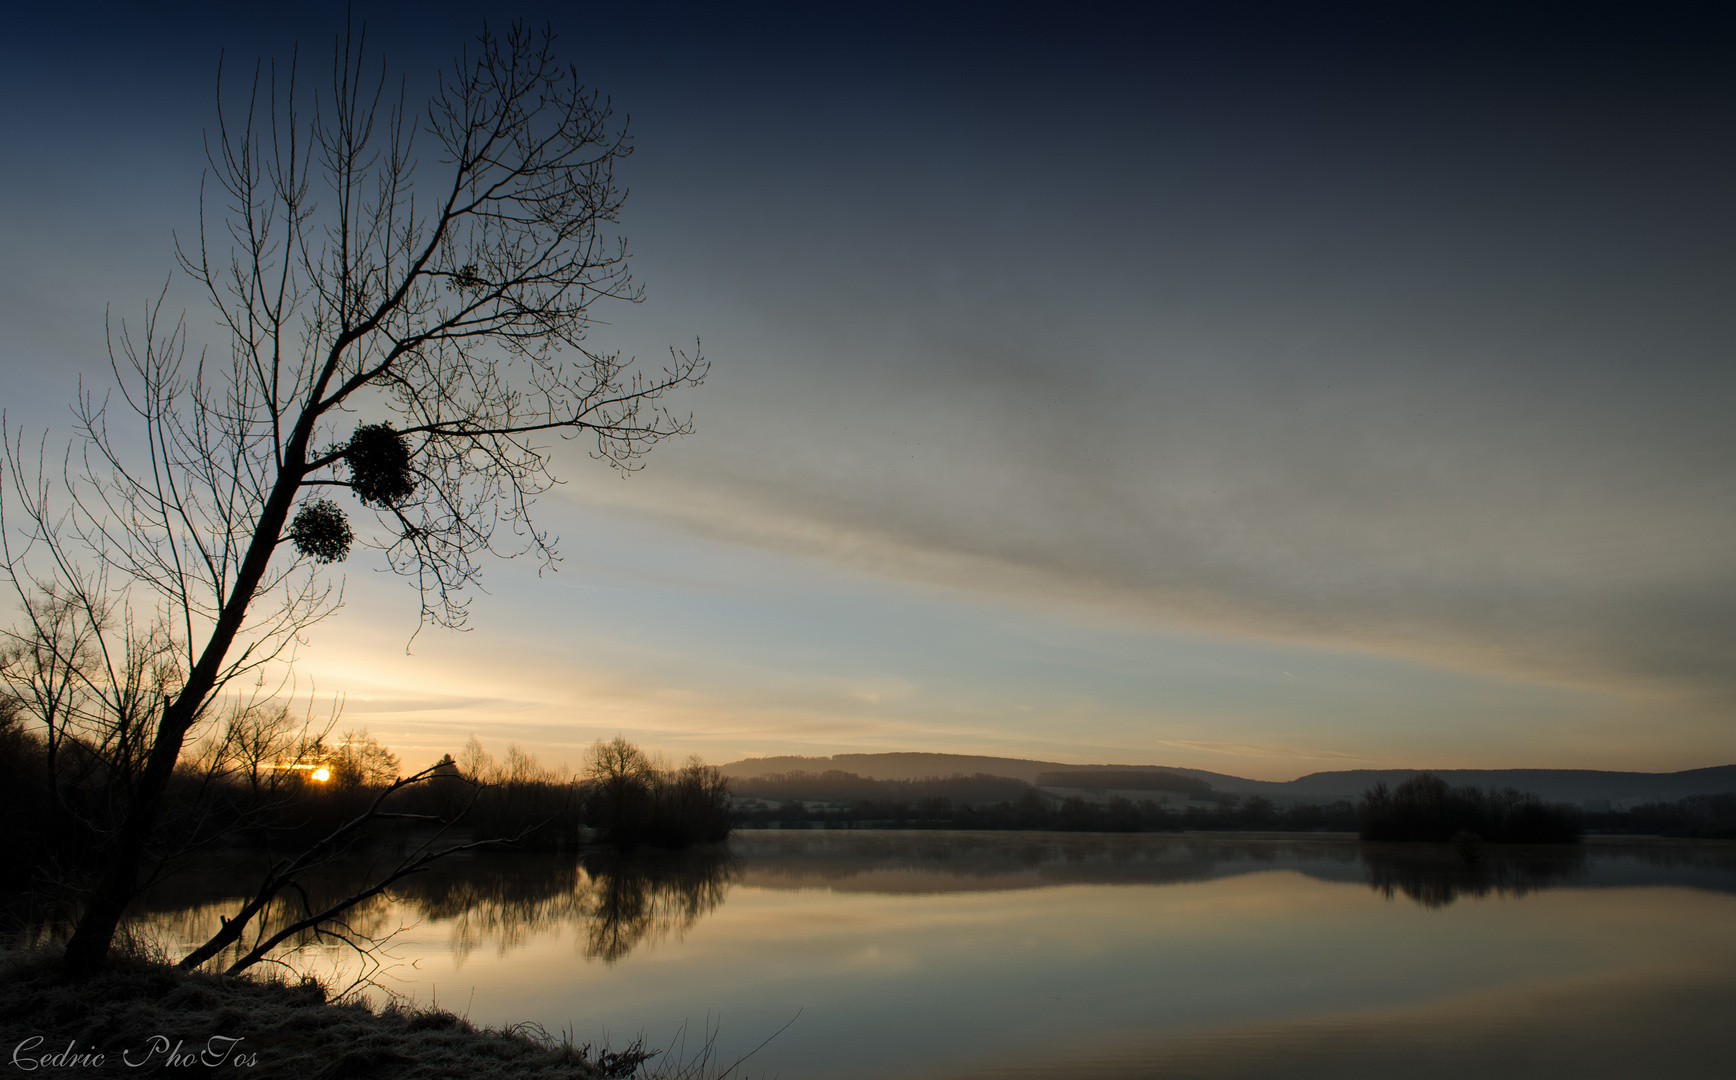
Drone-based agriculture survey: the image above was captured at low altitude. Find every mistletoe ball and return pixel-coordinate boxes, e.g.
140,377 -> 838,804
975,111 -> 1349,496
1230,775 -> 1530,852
287,498 -> 353,563
346,423 -> 417,508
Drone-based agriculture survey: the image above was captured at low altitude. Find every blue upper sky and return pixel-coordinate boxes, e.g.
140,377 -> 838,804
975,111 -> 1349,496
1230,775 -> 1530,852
3,2 -> 1733,777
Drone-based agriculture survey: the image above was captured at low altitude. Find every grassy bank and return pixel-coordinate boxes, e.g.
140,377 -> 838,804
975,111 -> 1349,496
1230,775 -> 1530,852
0,949 -> 655,1079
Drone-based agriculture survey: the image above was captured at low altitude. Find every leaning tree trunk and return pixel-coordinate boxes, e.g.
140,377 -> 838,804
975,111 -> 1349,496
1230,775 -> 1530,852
60,461 -> 307,978
57,707 -> 194,976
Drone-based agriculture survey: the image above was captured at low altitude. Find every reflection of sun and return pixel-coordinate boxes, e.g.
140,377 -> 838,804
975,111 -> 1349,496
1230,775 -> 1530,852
311,767 -> 331,782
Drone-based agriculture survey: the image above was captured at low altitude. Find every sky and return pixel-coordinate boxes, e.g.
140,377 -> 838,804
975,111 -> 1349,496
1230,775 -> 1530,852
2,2 -> 1734,779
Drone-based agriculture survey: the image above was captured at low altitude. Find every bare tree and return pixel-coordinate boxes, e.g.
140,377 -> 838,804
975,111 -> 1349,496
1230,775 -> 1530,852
0,20 -> 705,977
326,727 -> 402,788
198,698 -> 331,802
456,733 -> 497,783
585,735 -> 658,843
0,586 -> 191,882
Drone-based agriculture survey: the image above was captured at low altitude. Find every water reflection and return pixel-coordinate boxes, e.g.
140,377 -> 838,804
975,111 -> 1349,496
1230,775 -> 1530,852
78,845 -> 738,970
730,831 -> 1364,893
49,833 -> 1736,974
729,832 -> 1736,908
398,846 -> 736,963
391,854 -> 587,961
1359,844 -> 1587,908
15,833 -> 1736,1080
569,847 -> 735,963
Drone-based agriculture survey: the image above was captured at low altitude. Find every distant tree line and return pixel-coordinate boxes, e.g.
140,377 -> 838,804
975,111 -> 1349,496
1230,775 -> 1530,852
734,769 -> 1736,843
582,736 -> 732,851
0,695 -> 727,919
1357,776 -> 1736,843
734,768 -> 1241,807
735,793 -> 1359,832
0,692 -> 466,896
732,768 -> 1359,832
731,770 -> 1034,807
1581,793 -> 1736,839
1357,774 -> 1581,843
1032,769 -> 1214,796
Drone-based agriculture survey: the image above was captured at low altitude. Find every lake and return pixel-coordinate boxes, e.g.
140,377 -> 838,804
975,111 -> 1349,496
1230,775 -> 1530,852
115,832 -> 1736,1078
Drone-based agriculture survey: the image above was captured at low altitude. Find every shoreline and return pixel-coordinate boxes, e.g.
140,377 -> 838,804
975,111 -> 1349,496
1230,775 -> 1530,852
0,950 -> 657,1079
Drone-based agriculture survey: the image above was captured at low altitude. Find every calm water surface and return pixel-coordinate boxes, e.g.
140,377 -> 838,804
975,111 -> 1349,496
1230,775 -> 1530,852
125,833 -> 1736,1078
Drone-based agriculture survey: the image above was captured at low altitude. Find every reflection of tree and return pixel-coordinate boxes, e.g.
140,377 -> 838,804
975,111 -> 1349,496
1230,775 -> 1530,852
1595,840 -> 1736,874
397,857 -> 589,964
358,848 -> 736,965
60,847 -> 735,974
729,832 -> 1361,891
578,848 -> 735,964
1361,844 -> 1586,908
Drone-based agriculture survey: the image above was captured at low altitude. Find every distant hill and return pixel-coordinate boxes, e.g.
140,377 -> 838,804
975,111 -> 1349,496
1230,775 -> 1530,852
731,770 -> 1034,807
719,753 -> 1060,783
718,753 -> 1310,797
717,753 -> 1280,791
718,753 -> 1736,807
1034,769 -> 1211,795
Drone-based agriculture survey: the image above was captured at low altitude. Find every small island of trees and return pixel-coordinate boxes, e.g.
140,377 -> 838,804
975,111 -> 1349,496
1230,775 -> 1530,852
1357,773 -> 1582,844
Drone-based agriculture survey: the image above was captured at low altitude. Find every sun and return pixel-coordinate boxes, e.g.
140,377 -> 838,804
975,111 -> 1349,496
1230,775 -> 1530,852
311,767 -> 331,782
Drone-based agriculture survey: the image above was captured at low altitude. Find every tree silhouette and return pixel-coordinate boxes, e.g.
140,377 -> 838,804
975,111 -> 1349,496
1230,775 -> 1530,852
1,21 -> 705,977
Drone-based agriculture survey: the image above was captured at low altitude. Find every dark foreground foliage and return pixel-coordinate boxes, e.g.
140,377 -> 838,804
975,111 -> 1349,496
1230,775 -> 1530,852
1358,773 -> 1581,843
0,712 -> 727,948
0,948 -> 655,1079
0,718 -> 580,900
